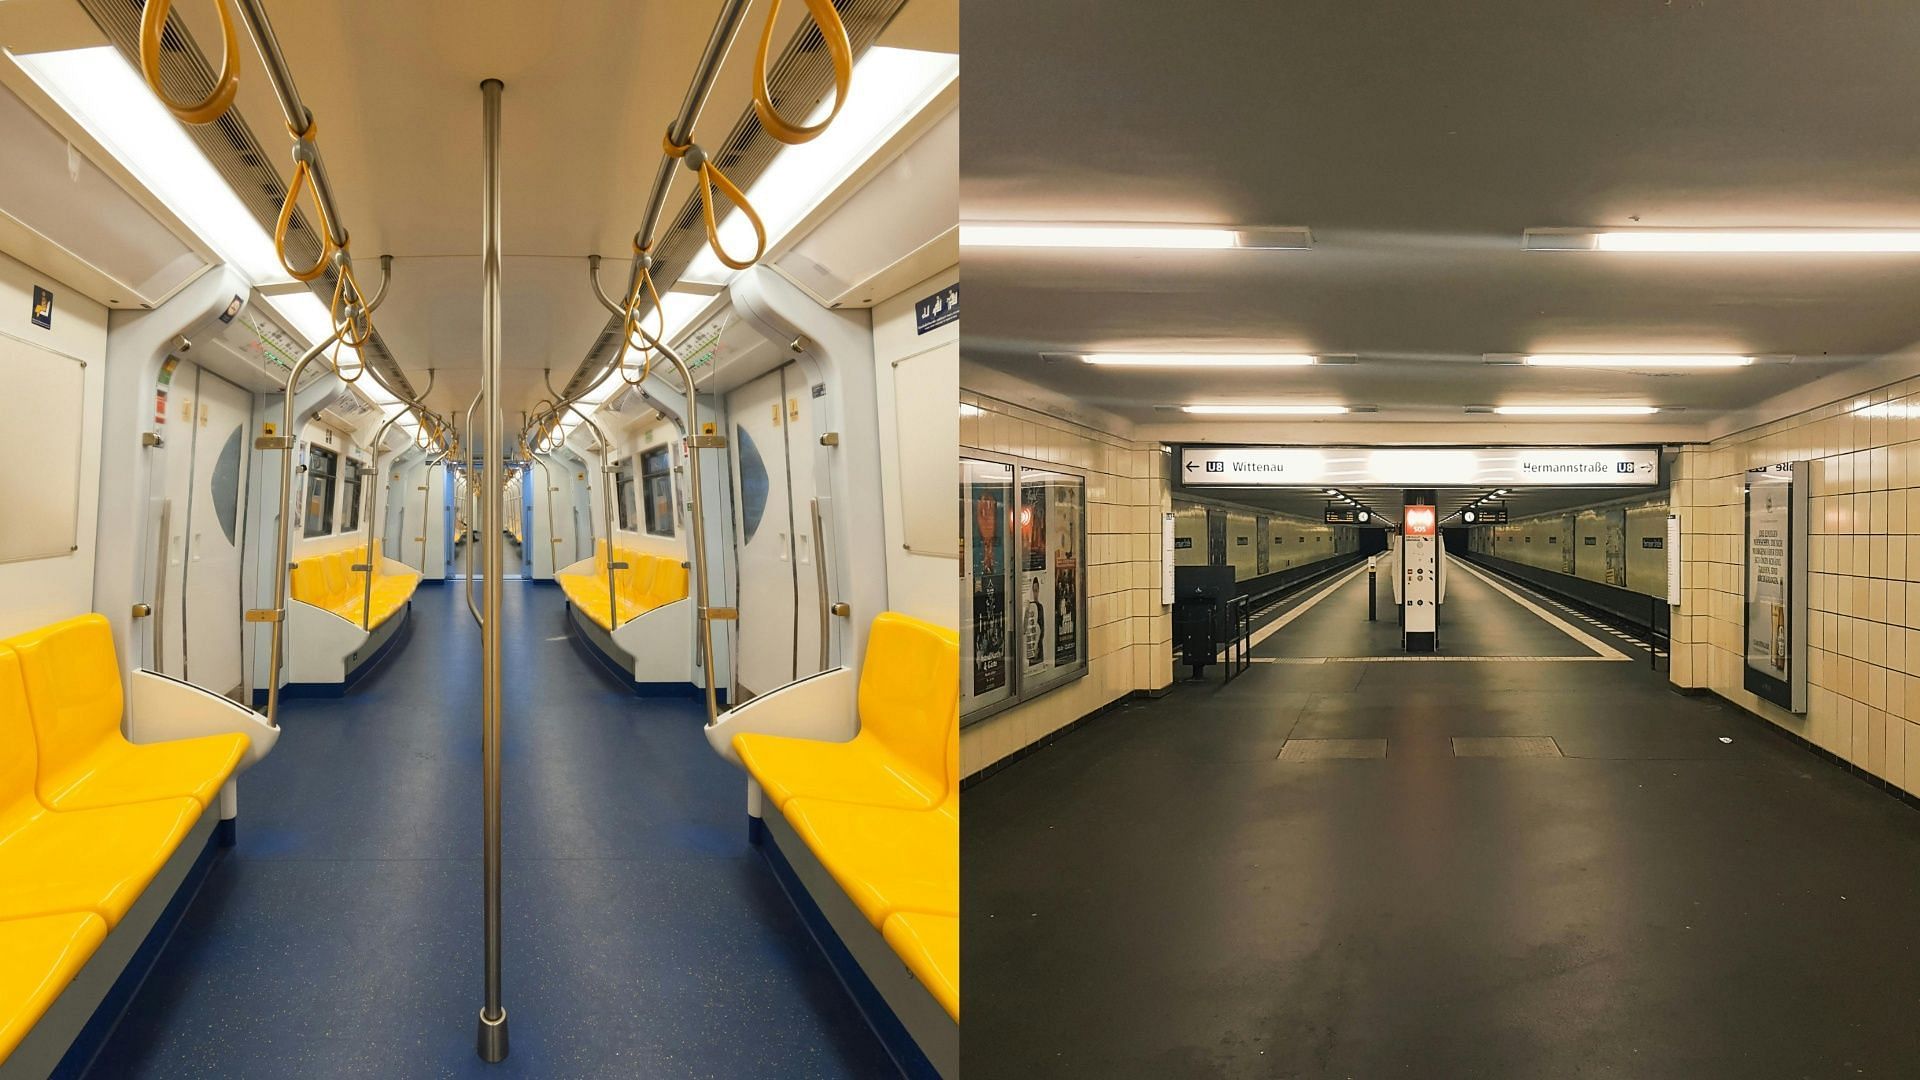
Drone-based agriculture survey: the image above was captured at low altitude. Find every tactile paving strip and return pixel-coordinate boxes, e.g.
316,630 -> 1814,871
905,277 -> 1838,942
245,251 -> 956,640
1450,736 -> 1563,758
1277,738 -> 1389,761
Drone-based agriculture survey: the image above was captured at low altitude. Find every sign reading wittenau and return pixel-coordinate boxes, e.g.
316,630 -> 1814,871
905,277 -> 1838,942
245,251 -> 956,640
1177,447 -> 1659,488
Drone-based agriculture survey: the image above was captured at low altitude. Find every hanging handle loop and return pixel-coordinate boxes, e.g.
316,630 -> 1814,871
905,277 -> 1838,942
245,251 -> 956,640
275,125 -> 336,282
139,0 -> 241,125
751,0 -> 854,146
663,135 -> 766,271
615,255 -> 667,386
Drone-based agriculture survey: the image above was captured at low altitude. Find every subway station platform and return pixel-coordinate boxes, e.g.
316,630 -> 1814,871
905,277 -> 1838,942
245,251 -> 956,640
966,558 -> 1920,1078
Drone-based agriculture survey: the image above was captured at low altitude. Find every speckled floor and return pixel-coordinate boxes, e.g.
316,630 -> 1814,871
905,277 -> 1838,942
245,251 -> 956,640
85,580 -> 892,1079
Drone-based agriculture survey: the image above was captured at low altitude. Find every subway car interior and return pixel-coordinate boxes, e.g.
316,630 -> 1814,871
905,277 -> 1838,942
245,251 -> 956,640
962,3 -> 1920,1078
0,0 -> 957,1077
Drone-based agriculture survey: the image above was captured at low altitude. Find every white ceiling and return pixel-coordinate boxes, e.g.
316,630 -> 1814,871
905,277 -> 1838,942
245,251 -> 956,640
960,1 -> 1920,444
114,0 -> 955,430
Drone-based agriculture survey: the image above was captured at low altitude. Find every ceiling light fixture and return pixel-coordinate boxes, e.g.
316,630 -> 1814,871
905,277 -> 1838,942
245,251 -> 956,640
15,45 -> 292,285
1518,354 -> 1755,368
961,224 -> 1313,251
1490,405 -> 1661,416
1085,353 -> 1317,367
1181,404 -> 1350,416
1526,228 -> 1920,253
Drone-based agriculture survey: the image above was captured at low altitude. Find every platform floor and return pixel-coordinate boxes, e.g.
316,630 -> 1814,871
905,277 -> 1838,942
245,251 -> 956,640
966,557 -> 1920,1078
85,581 -> 892,1078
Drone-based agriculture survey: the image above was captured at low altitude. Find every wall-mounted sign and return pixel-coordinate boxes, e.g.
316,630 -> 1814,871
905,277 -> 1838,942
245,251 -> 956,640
1161,512 -> 1177,605
1178,446 -> 1659,488
1461,503 -> 1507,524
1641,536 -> 1664,549
31,285 -> 54,329
915,284 -> 959,334
1324,504 -> 1373,525
1403,505 -> 1436,538
1745,462 -> 1808,713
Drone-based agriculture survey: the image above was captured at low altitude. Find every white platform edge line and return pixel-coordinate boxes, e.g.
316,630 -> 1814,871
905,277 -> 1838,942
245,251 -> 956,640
1247,562 -> 1373,650
1449,557 -> 1629,661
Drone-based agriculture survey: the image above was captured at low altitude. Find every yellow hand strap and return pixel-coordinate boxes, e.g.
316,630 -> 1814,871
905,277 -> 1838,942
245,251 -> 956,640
139,0 -> 241,125
616,256 -> 666,386
663,135 -> 767,271
275,127 -> 337,283
752,0 -> 855,146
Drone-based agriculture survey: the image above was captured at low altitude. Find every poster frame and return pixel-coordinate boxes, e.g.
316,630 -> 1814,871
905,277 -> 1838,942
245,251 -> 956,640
1742,460 -> 1808,713
960,450 -> 1091,726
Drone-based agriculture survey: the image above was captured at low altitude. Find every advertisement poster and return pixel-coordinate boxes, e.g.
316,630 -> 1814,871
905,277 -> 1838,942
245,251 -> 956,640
970,480 -> 1008,696
1020,481 -> 1047,571
1746,470 -> 1791,679
1603,509 -> 1627,586
1053,484 -> 1079,665
1256,516 -> 1271,575
1207,510 -> 1226,566
1023,573 -> 1048,671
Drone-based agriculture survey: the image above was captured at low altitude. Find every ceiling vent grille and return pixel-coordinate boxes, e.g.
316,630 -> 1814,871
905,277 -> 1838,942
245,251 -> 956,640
561,0 -> 912,400
74,0 -> 417,399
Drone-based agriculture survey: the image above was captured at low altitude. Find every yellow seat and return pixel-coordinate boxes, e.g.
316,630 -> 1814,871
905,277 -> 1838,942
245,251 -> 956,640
883,911 -> 958,1021
6,615 -> 248,812
0,912 -> 108,1063
780,796 -> 959,928
644,560 -> 688,610
0,646 -> 203,926
291,549 -> 416,628
734,612 -> 959,811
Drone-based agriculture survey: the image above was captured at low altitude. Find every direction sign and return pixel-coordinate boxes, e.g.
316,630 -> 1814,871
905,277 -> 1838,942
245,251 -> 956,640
1178,446 -> 1659,488
1324,504 -> 1373,525
1461,503 -> 1508,525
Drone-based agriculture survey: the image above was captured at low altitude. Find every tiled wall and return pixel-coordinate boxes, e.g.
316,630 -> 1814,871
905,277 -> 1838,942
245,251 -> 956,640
959,390 -> 1171,775
1671,382 -> 1920,792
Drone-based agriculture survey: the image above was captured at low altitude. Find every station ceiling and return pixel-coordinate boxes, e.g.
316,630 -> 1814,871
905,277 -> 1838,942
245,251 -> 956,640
960,1 -> 1920,445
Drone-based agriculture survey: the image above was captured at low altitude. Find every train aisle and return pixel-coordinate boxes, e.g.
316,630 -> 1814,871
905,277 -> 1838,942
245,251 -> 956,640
966,562 -> 1920,1078
85,582 -> 892,1078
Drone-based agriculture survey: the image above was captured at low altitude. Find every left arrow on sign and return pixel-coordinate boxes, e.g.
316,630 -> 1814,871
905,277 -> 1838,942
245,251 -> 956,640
1185,461 -> 1198,472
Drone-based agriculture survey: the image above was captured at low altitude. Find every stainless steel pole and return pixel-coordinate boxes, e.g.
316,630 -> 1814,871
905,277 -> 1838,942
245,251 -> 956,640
475,76 -> 509,1064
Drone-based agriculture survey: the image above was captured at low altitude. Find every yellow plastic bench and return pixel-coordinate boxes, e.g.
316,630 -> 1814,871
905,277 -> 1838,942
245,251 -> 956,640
557,543 -> 690,630
6,615 -> 248,813
883,912 -> 959,1022
290,548 -> 419,628
781,796 -> 959,927
0,912 -> 107,1064
733,612 -> 959,810
0,645 -> 205,926
726,611 -> 961,1025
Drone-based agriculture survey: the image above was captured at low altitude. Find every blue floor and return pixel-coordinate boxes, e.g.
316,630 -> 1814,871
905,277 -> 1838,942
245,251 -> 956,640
85,580 -> 893,1078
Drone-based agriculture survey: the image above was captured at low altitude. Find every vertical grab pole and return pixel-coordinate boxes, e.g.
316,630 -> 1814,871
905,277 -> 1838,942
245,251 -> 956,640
476,77 -> 509,1063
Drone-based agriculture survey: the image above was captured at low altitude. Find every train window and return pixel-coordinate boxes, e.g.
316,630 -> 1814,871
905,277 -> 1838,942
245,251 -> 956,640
614,458 -> 638,531
962,455 -> 1088,724
304,445 -> 338,537
341,458 -> 365,532
640,446 -> 674,537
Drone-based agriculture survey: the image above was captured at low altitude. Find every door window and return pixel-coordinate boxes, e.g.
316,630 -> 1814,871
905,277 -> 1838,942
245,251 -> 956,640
304,445 -> 338,537
641,446 -> 674,537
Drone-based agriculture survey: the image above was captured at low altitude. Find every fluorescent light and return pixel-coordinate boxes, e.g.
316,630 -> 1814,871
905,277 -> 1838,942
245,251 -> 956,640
631,291 -> 715,349
680,47 -> 958,286
1522,354 -> 1754,368
962,224 -> 1236,250
14,46 -> 293,285
959,403 -> 984,417
1085,353 -> 1316,367
1492,405 -> 1660,416
1528,227 -> 1920,253
1182,404 -> 1350,415
257,291 -> 335,349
